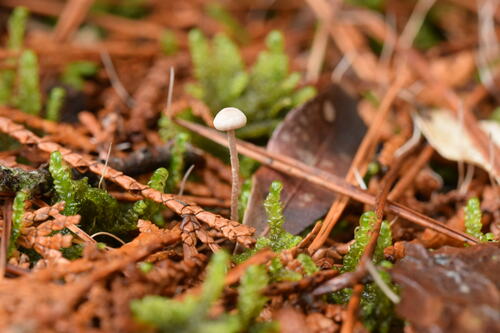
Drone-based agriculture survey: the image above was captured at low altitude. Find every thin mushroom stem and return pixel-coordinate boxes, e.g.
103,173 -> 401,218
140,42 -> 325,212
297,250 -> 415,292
227,129 -> 240,221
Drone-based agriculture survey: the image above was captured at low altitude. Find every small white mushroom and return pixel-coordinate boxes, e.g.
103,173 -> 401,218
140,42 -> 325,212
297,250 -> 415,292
213,107 -> 247,221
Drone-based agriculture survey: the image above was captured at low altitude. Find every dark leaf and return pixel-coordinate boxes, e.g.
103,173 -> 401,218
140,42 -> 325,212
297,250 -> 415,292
243,85 -> 366,234
392,243 -> 500,333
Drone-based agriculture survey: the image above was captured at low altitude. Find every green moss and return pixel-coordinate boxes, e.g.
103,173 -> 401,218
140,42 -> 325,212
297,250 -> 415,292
124,167 -> 169,227
9,190 -> 28,256
342,211 -> 375,272
132,252 -> 274,333
234,181 -> 301,263
297,253 -> 319,275
491,107 -> 500,123
360,262 -> 398,333
91,0 -> 148,19
264,181 -> 302,251
61,243 -> 84,260
7,7 -> 29,50
160,29 -> 179,55
46,87 -> 66,122
187,29 -> 316,139
331,212 -> 397,332
464,197 -> 495,242
0,7 -> 29,106
15,50 -> 41,115
138,261 -> 154,274
61,61 -> 98,90
49,151 -> 169,234
167,133 -> 189,192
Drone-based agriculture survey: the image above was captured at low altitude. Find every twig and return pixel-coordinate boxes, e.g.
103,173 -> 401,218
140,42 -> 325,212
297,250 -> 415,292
399,0 -> 437,49
309,74 -> 408,252
0,117 -> 256,247
340,284 -> 364,333
178,165 -> 195,196
175,119 -> 479,245
365,260 -> 400,304
306,22 -> 329,82
100,51 -> 135,108
52,0 -> 95,42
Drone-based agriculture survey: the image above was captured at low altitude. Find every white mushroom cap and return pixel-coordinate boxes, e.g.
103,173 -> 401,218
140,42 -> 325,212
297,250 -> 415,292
213,107 -> 247,131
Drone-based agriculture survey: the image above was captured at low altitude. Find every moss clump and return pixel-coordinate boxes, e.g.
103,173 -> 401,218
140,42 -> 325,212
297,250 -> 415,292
49,151 -> 169,234
131,251 -> 276,333
16,50 -> 42,115
464,197 -> 495,242
234,181 -> 301,263
187,29 -> 316,139
166,133 -> 189,192
332,211 -> 398,332
297,253 -> 319,276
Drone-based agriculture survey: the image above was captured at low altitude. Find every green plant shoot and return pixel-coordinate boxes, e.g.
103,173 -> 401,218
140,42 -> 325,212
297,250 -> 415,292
0,7 -> 29,105
464,197 -> 494,242
187,29 -> 316,139
61,61 -> 98,90
167,132 -> 189,192
9,190 -> 28,256
16,50 -> 41,115
46,87 -> 66,122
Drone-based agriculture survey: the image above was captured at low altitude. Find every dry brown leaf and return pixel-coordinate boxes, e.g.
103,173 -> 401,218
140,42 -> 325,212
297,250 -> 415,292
243,85 -> 366,234
392,243 -> 500,333
415,109 -> 500,182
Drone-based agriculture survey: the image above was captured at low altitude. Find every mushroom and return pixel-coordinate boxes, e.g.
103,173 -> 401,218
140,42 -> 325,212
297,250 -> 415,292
213,107 -> 247,221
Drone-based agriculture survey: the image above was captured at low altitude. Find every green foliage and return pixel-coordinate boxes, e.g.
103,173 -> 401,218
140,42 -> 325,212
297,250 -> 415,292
0,7 -> 29,105
234,181 -> 301,263
262,181 -> 302,251
268,257 -> 302,282
237,265 -> 269,327
464,197 -> 495,242
160,29 -> 179,55
342,211 -> 375,273
49,151 -> 78,215
46,87 -> 66,122
7,7 -> 29,50
49,151 -> 168,234
9,190 -> 28,256
167,133 -> 189,192
340,211 -> 391,273
187,29 -> 316,139
138,261 -> 154,274
332,212 -> 397,332
491,107 -> 500,123
92,0 -> 148,19
360,262 -> 398,333
61,243 -> 84,260
16,50 -> 41,115
61,61 -> 98,90
132,252 -> 274,333
297,253 -> 319,275
124,167 -> 169,227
